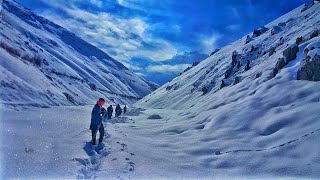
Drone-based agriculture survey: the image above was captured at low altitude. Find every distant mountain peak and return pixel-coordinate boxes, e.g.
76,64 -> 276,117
163,51 -> 208,65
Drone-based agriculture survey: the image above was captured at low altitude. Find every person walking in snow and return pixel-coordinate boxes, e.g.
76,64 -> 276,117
123,105 -> 127,114
90,98 -> 106,145
107,105 -> 113,119
115,104 -> 122,117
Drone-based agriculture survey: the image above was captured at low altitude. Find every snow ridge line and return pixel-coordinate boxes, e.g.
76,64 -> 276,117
218,128 -> 320,155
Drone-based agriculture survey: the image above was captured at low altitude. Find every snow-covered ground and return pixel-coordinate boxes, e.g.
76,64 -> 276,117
1,0 -> 320,179
1,105 -> 320,179
1,105 -> 134,179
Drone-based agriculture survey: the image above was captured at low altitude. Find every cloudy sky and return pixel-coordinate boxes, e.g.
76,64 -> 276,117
17,0 -> 308,85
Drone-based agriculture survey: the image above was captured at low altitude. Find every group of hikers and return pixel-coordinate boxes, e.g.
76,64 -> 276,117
89,98 -> 127,145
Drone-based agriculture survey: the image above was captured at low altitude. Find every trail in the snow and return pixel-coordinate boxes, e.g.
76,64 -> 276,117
73,116 -> 137,179
74,142 -> 110,179
218,127 -> 320,155
109,118 -> 137,178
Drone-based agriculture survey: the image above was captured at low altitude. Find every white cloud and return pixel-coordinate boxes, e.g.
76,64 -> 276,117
116,0 -> 144,11
201,33 -> 221,54
117,0 -> 124,5
40,0 -> 103,8
39,2 -> 177,62
121,62 -> 143,71
88,0 -> 103,7
226,24 -> 241,31
147,64 -> 191,73
231,7 -> 240,18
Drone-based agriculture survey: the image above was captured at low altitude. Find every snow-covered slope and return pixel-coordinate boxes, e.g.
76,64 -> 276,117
130,2 -> 320,177
1,2 -> 320,179
0,0 -> 157,110
139,3 -> 320,109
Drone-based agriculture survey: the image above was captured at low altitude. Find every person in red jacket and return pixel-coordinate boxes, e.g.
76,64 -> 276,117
90,98 -> 106,145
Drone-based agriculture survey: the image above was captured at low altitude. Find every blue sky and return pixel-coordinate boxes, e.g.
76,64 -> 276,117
17,0 -> 309,85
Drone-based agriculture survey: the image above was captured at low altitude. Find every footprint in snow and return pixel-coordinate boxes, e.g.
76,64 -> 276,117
25,148 -> 34,153
128,162 -> 135,171
75,143 -> 110,179
83,142 -> 108,156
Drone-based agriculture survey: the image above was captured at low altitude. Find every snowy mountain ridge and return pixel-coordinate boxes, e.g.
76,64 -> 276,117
129,2 -> 320,177
138,2 -> 320,109
0,0 -> 157,110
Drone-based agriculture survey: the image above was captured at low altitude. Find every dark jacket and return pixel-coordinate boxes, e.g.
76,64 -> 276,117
90,104 -> 104,129
107,106 -> 113,116
115,105 -> 122,115
115,105 -> 121,111
123,106 -> 127,114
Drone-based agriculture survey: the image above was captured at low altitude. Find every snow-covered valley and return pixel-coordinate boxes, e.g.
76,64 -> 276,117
1,0 -> 320,179
0,0 -> 157,110
1,105 -> 320,179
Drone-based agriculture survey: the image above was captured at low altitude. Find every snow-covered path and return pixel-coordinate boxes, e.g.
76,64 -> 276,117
0,105 -> 185,179
1,105 -> 320,179
0,106 -> 136,179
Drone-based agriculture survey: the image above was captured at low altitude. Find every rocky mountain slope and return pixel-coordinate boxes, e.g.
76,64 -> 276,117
138,2 -> 320,109
131,2 -> 320,177
0,0 -> 157,110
